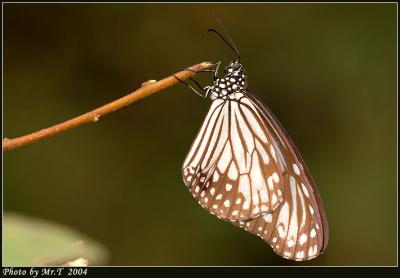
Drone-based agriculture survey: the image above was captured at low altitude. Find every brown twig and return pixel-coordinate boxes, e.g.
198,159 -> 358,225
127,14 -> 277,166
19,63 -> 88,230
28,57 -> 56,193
3,61 -> 212,152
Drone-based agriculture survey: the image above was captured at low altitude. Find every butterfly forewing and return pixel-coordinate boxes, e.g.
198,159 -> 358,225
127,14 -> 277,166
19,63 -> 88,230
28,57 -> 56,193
182,93 -> 285,221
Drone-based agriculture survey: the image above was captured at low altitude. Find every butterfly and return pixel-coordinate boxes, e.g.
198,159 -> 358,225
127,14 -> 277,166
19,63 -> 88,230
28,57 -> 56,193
180,18 -> 328,261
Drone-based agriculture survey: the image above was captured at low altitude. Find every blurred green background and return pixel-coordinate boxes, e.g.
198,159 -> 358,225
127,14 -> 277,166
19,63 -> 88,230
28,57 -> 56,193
3,3 -> 397,266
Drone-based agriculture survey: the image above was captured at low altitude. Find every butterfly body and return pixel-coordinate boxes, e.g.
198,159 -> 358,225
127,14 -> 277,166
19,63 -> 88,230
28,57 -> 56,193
208,60 -> 247,101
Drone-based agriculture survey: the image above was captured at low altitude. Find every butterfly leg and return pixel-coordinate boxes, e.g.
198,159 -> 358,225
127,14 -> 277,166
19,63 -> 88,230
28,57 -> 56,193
189,77 -> 214,99
212,61 -> 221,81
174,61 -> 221,98
174,74 -> 207,98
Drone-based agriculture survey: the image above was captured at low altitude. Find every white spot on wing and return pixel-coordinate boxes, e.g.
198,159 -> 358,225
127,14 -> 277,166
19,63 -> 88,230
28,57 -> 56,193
293,164 -> 300,175
210,188 -> 215,196
308,245 -> 318,257
309,205 -> 314,215
270,145 -> 276,162
272,172 -> 279,183
213,172 -> 220,182
296,251 -> 304,260
301,183 -> 310,198
299,234 -> 307,245
287,239 -> 295,248
263,213 -> 272,223
224,200 -> 231,207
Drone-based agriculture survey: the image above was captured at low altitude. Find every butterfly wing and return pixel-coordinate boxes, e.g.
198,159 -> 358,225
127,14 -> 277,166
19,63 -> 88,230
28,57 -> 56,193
182,96 -> 285,221
182,89 -> 328,261
236,174 -> 326,261
234,90 -> 329,260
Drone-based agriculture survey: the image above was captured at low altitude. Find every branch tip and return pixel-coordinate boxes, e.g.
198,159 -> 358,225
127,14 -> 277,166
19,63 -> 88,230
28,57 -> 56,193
3,61 -> 213,152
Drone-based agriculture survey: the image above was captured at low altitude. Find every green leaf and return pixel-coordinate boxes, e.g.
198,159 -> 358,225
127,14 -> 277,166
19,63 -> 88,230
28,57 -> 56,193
3,212 -> 108,266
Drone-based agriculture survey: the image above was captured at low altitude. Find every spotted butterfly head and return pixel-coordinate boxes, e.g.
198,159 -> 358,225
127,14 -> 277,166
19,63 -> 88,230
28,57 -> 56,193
224,59 -> 244,76
223,60 -> 246,88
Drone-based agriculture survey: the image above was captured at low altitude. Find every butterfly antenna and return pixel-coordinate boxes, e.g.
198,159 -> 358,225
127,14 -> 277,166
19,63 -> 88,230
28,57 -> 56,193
207,13 -> 240,61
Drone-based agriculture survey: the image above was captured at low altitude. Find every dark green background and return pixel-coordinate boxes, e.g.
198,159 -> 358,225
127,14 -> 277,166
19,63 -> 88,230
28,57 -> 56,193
3,3 -> 397,265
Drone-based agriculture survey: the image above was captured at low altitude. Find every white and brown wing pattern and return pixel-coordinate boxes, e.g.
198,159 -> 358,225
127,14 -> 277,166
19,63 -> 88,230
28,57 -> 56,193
181,58 -> 328,261
182,92 -> 285,222
234,91 -> 329,261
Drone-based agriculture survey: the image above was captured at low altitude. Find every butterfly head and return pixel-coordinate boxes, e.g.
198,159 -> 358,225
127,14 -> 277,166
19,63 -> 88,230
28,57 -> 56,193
223,60 -> 246,86
225,60 -> 243,76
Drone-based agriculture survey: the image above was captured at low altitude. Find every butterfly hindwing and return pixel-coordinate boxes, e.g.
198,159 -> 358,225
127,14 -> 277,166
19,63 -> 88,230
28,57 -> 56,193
233,90 -> 328,260
236,172 -> 325,260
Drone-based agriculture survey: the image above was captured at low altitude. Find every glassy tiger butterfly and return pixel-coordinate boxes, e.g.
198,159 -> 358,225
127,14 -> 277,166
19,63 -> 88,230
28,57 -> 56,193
179,16 -> 328,261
